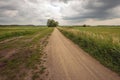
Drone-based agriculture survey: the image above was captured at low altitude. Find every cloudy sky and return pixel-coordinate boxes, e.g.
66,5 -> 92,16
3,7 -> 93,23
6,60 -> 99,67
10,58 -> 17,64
0,0 -> 120,25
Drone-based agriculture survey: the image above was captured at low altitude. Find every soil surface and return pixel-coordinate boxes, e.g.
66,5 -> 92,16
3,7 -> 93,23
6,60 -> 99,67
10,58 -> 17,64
45,28 -> 120,80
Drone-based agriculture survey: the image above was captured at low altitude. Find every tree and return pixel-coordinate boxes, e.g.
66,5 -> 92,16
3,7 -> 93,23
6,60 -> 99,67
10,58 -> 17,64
83,24 -> 86,27
47,19 -> 59,27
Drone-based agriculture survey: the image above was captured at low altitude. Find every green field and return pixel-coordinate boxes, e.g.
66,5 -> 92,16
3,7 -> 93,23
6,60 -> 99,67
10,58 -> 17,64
59,26 -> 120,74
0,26 -> 53,80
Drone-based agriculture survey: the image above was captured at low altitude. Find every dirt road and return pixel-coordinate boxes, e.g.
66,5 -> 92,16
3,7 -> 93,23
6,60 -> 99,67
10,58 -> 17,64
45,28 -> 120,80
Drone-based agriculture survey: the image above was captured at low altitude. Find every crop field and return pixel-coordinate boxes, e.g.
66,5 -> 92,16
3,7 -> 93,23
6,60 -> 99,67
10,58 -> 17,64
59,26 -> 120,74
0,26 -> 53,80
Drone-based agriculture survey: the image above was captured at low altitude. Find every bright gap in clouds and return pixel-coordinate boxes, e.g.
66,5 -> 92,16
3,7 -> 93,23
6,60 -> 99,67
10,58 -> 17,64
0,0 -> 120,25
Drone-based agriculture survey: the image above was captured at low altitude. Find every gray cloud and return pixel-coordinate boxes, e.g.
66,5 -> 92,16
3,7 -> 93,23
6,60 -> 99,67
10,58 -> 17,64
0,0 -> 120,25
63,0 -> 120,21
0,0 -> 48,24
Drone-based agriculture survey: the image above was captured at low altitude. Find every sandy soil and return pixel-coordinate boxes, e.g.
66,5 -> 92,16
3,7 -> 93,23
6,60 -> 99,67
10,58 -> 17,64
45,28 -> 120,80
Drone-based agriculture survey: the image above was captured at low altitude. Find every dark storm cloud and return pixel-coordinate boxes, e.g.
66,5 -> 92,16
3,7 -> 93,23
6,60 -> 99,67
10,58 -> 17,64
0,0 -> 61,24
84,0 -> 120,18
0,5 -> 17,10
0,0 -> 18,10
0,1 -> 17,23
0,0 -> 120,25
0,0 -> 39,24
59,0 -> 69,3
63,0 -> 120,21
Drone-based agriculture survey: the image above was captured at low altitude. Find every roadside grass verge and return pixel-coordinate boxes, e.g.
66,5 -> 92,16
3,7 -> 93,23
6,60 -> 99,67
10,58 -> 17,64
59,27 -> 120,75
0,27 -> 53,80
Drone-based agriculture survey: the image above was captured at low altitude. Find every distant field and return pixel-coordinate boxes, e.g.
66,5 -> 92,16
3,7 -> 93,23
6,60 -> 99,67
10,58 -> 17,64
0,27 -> 48,41
59,26 -> 120,74
74,27 -> 120,39
0,26 -> 53,80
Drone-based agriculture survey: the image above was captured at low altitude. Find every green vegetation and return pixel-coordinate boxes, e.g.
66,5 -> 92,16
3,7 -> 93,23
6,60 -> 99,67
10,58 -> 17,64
0,26 -> 53,80
47,19 -> 59,27
59,26 -> 120,74
0,27 -> 47,41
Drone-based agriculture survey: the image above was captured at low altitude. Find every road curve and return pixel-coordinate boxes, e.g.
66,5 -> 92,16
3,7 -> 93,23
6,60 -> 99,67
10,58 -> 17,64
45,28 -> 120,80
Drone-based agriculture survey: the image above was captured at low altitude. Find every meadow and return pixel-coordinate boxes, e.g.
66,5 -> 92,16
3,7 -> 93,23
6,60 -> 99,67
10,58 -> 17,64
0,26 -> 53,80
59,26 -> 120,74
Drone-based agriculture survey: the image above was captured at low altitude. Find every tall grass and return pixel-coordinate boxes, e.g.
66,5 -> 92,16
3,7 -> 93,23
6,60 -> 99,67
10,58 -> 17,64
59,27 -> 120,74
